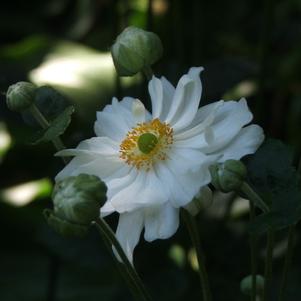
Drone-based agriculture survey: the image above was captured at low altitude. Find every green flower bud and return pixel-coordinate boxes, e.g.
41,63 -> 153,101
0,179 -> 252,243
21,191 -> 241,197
240,275 -> 265,296
6,81 -> 36,112
44,209 -> 89,237
45,174 -> 107,237
185,186 -> 213,216
111,26 -> 163,76
210,159 -> 247,193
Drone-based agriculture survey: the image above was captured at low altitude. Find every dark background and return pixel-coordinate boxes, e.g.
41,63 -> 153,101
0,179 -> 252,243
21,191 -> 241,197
1,0 -> 301,300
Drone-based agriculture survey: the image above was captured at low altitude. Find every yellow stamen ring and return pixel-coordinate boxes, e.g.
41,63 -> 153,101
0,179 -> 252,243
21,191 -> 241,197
119,118 -> 173,170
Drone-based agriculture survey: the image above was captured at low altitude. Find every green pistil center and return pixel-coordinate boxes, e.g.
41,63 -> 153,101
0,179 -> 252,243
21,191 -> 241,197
137,133 -> 158,154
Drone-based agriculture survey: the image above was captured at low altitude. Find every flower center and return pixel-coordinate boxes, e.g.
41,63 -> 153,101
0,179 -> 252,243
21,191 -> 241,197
137,133 -> 158,154
119,118 -> 173,170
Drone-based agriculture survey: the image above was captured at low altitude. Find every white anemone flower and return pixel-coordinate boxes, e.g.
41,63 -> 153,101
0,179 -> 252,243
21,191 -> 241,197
56,67 -> 264,263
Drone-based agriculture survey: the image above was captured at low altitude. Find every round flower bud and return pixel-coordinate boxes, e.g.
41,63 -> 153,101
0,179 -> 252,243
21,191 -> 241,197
44,209 -> 89,237
45,174 -> 107,237
240,275 -> 265,296
185,186 -> 213,216
111,26 -> 163,76
6,81 -> 36,112
210,159 -> 247,193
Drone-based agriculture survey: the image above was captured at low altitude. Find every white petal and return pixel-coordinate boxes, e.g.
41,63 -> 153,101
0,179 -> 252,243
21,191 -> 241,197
165,67 -> 203,131
214,124 -> 265,162
174,100 -> 223,141
149,76 -> 163,118
106,168 -> 139,202
108,97 -> 136,122
132,99 -> 146,123
155,163 -> 190,206
94,97 -> 136,142
94,97 -> 152,142
108,170 -> 168,213
55,137 -> 119,157
55,156 -> 91,181
156,149 -> 215,207
174,98 -> 253,151
168,147 -> 210,173
94,111 -> 129,142
55,136 -> 124,181
149,76 -> 175,120
100,201 -> 115,217
114,211 -> 144,264
201,98 -> 253,153
56,156 -> 124,182
144,204 -> 179,242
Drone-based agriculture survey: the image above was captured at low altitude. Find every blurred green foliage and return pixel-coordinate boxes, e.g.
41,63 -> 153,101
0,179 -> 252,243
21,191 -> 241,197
1,0 -> 301,301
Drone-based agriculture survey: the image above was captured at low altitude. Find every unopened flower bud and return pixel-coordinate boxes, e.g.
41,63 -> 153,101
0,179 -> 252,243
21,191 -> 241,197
240,275 -> 265,296
111,26 -> 163,76
210,159 -> 247,193
44,174 -> 107,237
6,81 -> 36,112
185,186 -> 213,216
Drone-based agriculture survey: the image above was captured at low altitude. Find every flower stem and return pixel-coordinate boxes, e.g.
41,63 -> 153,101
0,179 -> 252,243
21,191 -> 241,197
278,225 -> 295,301
263,230 -> 274,301
94,220 -> 141,300
28,104 -> 68,163
93,218 -> 153,301
240,182 -> 269,213
249,200 -> 257,301
181,209 -> 212,301
142,66 -> 153,80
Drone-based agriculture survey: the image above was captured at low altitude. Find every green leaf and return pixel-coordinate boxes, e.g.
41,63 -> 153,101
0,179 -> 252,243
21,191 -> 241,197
246,139 -> 301,234
32,106 -> 74,144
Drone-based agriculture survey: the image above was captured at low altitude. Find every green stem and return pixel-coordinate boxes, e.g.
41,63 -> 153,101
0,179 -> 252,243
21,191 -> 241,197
240,182 -> 269,213
94,220 -> 141,301
29,104 -> 68,163
278,225 -> 295,301
29,104 -> 50,129
142,66 -> 153,81
249,200 -> 257,301
181,209 -> 212,301
263,230 -> 274,301
93,218 -> 153,301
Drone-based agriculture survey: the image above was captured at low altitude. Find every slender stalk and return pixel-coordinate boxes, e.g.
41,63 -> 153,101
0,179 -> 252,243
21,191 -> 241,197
181,209 -> 212,301
92,218 -> 153,301
29,104 -> 68,163
240,182 -> 269,213
142,66 -> 153,81
278,225 -> 295,301
249,200 -> 257,301
94,220 -> 141,301
29,104 -> 50,129
263,230 -> 274,301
